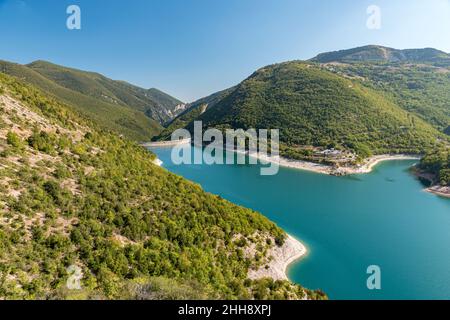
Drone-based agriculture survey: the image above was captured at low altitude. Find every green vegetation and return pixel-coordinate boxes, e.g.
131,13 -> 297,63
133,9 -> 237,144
6,131 -> 24,149
311,45 -> 450,181
418,147 -> 450,186
155,46 -> 450,183
193,62 -> 442,159
0,73 -> 324,300
321,63 -> 450,133
154,87 -> 235,141
26,61 -> 184,123
159,49 -> 449,167
0,60 -> 184,141
311,45 -> 450,67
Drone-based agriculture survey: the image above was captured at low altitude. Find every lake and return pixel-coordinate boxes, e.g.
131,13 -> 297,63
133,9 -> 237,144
150,146 -> 450,300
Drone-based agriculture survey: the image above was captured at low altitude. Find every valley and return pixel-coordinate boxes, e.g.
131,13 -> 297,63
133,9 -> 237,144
1,44 -> 449,300
0,72 -> 324,300
154,45 -> 449,195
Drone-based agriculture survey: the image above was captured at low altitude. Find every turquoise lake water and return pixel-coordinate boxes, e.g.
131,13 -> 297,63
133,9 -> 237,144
150,146 -> 450,300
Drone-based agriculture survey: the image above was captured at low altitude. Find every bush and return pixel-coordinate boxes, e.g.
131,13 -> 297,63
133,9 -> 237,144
28,131 -> 56,154
440,169 -> 450,186
6,131 -> 24,149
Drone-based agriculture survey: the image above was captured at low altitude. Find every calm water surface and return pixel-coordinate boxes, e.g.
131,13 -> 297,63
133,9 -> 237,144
151,146 -> 450,299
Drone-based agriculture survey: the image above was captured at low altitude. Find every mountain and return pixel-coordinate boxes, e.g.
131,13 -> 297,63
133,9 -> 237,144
154,87 -> 235,141
311,47 -> 450,134
26,60 -> 185,123
145,88 -> 186,121
311,46 -> 450,185
0,72 -> 325,299
169,61 -> 441,161
0,60 -> 184,141
311,45 -> 450,67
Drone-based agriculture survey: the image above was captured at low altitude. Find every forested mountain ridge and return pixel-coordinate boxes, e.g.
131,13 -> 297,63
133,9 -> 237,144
26,60 -> 186,123
311,46 -> 450,188
313,49 -> 450,135
187,61 -> 442,161
154,87 -> 236,141
156,47 -> 449,167
311,45 -> 450,67
0,60 -> 185,141
417,147 -> 450,188
0,73 -> 325,299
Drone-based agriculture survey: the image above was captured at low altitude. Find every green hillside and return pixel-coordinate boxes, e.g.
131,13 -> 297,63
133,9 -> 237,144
315,59 -> 450,135
311,45 -> 450,67
311,46 -> 450,182
0,60 -> 163,141
154,87 -> 235,141
192,61 -> 441,160
0,73 -> 324,300
26,61 -> 185,123
418,147 -> 450,187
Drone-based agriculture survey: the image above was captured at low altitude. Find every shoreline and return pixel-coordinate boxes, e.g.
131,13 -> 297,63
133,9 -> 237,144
144,140 -> 421,176
250,152 -> 421,176
336,154 -> 422,175
141,138 -> 191,148
145,142 -> 309,281
427,185 -> 450,198
248,234 -> 307,281
412,169 -> 450,198
144,144 -> 431,285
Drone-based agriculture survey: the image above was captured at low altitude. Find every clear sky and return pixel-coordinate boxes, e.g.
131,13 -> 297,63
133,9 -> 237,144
1,0 -> 449,102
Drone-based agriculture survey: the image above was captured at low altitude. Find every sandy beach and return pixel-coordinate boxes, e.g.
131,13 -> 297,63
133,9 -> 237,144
336,154 -> 422,175
250,152 -> 332,175
248,234 -> 307,281
412,169 -> 450,198
426,185 -> 450,198
141,138 -> 191,148
145,139 -> 421,176
252,152 -> 421,176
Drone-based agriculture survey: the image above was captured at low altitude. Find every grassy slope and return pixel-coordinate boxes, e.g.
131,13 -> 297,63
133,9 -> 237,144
317,63 -> 450,134
0,73 -> 325,300
0,60 -> 167,141
311,47 -> 450,182
311,45 -> 450,67
418,148 -> 450,187
194,62 -> 441,158
26,61 -> 183,124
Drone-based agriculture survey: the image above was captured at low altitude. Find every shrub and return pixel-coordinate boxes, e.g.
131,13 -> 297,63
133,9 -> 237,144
440,169 -> 450,186
28,131 -> 56,154
6,131 -> 24,149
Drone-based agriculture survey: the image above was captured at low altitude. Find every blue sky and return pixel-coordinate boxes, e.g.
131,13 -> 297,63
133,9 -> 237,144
1,0 -> 450,102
